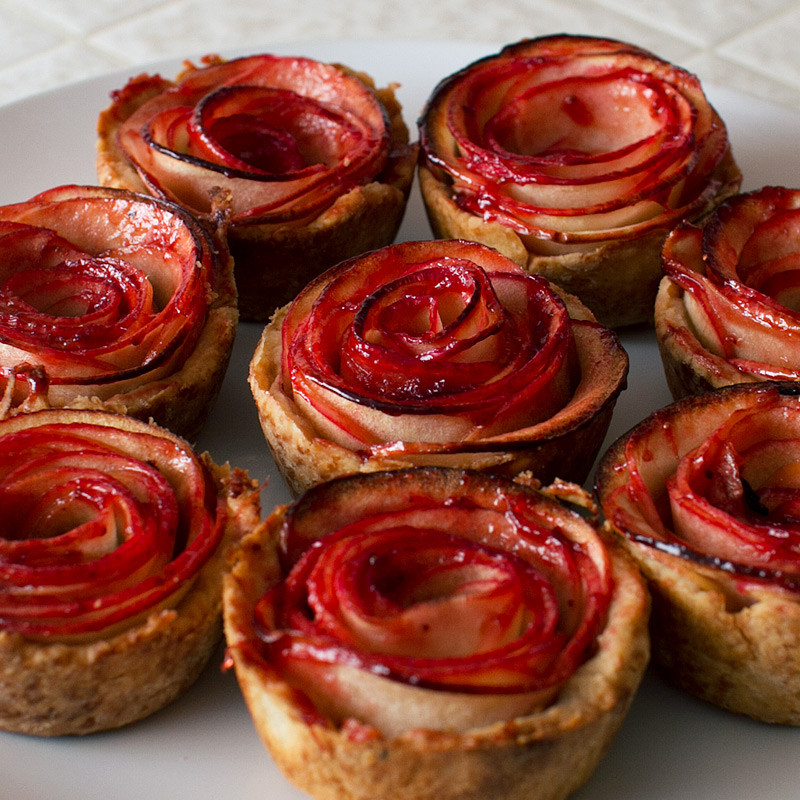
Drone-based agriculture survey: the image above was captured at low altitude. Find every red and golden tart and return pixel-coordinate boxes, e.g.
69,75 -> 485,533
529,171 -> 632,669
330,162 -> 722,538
0,408 -> 260,736
656,186 -> 800,398
97,53 -> 417,321
595,381 -> 800,724
0,184 -> 236,441
249,239 -> 628,495
418,34 -> 741,328
223,467 -> 649,800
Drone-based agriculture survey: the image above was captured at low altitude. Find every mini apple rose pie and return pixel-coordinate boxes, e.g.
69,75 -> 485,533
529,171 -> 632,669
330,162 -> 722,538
657,186 -> 800,398
418,35 -> 741,328
97,53 -> 417,321
0,184 -> 236,441
223,467 -> 649,800
0,408 -> 261,736
595,381 -> 800,724
249,239 -> 628,495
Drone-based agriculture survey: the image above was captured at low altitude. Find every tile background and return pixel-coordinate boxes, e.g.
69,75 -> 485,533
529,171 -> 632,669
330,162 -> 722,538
0,0 -> 798,111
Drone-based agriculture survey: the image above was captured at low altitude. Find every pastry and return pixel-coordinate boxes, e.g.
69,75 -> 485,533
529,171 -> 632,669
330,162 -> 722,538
0,184 -> 236,441
595,380 -> 800,724
97,53 -> 417,321
249,238 -> 628,495
0,408 -> 261,736
656,185 -> 800,398
418,34 -> 741,328
223,466 -> 650,800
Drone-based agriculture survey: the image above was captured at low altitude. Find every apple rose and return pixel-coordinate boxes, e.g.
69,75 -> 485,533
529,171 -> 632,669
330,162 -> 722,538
0,184 -> 236,440
223,467 -> 649,800
657,186 -> 800,398
595,380 -> 800,724
249,239 -> 628,494
97,53 -> 417,320
418,34 -> 741,328
0,408 -> 261,736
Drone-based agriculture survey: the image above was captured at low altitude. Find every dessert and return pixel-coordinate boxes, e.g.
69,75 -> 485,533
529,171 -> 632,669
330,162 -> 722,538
97,53 -> 417,320
656,185 -> 800,398
0,184 -> 236,441
595,381 -> 800,724
223,466 -> 650,800
418,34 -> 741,328
249,239 -> 628,495
0,408 -> 260,736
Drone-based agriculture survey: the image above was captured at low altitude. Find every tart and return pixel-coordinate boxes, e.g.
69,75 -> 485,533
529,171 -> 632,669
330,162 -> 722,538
97,53 -> 417,321
418,34 -> 741,328
223,466 -> 650,800
249,239 -> 628,495
0,184 -> 236,441
0,408 -> 260,736
656,185 -> 800,398
595,380 -> 800,724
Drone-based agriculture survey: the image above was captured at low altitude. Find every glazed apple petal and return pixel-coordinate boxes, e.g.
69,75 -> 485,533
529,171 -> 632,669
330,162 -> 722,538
420,35 -> 733,247
252,468 -> 612,732
598,383 -> 800,592
116,54 -> 390,223
292,526 -> 554,661
0,414 -> 225,638
281,240 -> 578,446
667,405 -> 800,570
662,187 -> 800,380
0,186 -> 212,403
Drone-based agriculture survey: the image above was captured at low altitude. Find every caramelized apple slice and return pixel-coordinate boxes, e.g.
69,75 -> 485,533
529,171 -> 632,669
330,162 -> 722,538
656,186 -> 800,398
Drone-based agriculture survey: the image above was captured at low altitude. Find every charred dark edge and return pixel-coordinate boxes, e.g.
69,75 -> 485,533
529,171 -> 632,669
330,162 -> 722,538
629,531 -> 800,593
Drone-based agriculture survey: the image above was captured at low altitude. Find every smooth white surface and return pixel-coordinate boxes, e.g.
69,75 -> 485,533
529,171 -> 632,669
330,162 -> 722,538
0,40 -> 798,800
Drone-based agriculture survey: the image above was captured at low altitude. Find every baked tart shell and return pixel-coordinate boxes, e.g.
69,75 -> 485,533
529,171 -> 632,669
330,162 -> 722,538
222,486 -> 650,800
0,410 -> 261,736
249,294 -> 627,496
595,383 -> 800,724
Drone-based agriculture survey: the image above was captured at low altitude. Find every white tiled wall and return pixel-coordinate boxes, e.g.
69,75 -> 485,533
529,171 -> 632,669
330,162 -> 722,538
0,0 -> 798,110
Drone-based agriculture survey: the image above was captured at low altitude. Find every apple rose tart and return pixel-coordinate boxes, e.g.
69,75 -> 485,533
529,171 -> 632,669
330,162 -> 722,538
595,380 -> 800,724
657,185 -> 800,398
0,408 -> 261,736
249,239 -> 628,495
418,34 -> 741,328
0,184 -> 236,441
223,467 -> 649,800
97,53 -> 417,321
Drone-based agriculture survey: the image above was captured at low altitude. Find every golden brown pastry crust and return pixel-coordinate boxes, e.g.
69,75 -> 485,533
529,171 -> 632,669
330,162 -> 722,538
97,61 -> 417,322
222,482 -> 650,800
249,277 -> 627,496
0,411 -> 261,737
419,151 -> 741,330
609,531 -> 800,725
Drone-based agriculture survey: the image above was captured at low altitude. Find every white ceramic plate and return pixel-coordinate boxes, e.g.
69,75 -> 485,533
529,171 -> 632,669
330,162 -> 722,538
0,39 -> 798,800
